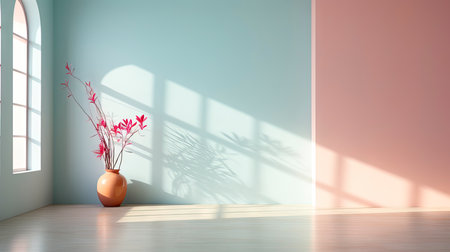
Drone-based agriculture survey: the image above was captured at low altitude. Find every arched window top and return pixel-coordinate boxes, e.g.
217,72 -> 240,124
20,0 -> 41,45
14,0 -> 28,39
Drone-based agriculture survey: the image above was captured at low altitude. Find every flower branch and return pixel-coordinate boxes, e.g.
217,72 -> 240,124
60,62 -> 149,170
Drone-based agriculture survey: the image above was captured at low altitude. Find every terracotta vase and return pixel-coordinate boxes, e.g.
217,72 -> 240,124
97,169 -> 127,207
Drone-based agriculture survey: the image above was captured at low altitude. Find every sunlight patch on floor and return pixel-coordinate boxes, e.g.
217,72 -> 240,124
116,205 -> 450,223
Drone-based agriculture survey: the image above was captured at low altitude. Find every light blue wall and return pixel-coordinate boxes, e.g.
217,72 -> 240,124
0,0 -> 53,221
53,0 -> 312,204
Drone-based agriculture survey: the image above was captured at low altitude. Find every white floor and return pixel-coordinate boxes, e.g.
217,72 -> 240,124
0,205 -> 449,251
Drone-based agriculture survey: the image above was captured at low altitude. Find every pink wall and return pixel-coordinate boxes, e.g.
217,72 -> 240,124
315,0 -> 450,208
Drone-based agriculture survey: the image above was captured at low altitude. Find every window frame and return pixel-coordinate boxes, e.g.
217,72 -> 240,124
12,0 -> 29,173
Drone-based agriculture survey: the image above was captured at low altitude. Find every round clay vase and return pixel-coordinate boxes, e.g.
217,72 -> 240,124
97,169 -> 127,207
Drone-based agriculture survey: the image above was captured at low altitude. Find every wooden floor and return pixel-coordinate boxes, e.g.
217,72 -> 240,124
0,205 -> 449,252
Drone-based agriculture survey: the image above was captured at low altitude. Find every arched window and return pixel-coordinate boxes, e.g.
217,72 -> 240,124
13,0 -> 28,172
12,0 -> 40,173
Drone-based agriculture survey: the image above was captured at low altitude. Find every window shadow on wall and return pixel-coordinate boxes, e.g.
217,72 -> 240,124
96,65 -> 313,204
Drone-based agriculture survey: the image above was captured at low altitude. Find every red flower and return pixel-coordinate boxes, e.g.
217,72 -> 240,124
130,122 -> 137,133
97,119 -> 107,129
88,92 -> 97,103
61,80 -> 69,88
65,62 -> 73,75
94,142 -> 105,159
136,115 -> 147,124
136,114 -> 148,130
118,119 -> 127,130
111,125 -> 121,136
119,119 -> 137,134
85,81 -> 91,87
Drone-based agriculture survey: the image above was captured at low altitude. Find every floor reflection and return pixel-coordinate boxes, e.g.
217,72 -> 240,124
0,205 -> 449,252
